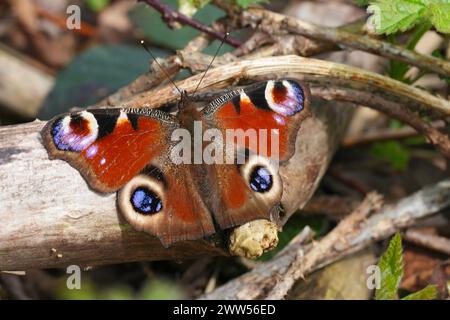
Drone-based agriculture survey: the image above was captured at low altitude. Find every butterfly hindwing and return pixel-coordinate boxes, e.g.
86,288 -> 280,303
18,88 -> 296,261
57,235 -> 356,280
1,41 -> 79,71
117,162 -> 216,247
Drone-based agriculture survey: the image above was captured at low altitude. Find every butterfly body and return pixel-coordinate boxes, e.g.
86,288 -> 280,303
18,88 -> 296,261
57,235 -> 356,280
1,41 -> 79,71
41,80 -> 310,247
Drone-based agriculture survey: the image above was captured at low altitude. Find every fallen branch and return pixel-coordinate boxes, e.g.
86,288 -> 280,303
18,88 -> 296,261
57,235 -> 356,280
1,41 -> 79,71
201,180 -> 450,299
97,55 -> 182,106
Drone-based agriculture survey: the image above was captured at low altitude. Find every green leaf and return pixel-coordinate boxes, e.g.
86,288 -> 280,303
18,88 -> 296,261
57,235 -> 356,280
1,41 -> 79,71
429,1 -> 450,33
39,45 -> 166,119
236,0 -> 268,8
85,0 -> 110,12
402,285 -> 438,300
355,0 -> 370,5
367,0 -> 428,34
371,141 -> 410,171
367,0 -> 450,35
375,233 -> 404,300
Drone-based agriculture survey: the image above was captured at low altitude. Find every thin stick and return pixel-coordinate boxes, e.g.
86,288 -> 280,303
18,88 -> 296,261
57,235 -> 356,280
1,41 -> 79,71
403,229 -> 450,256
342,121 -> 446,147
139,0 -> 242,47
238,7 -> 450,78
312,87 -> 450,158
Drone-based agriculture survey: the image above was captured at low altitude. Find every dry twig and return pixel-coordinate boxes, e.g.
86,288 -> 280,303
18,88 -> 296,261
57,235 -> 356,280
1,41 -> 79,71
139,0 -> 241,47
201,180 -> 450,299
313,87 -> 450,158
403,229 -> 450,256
342,121 -> 446,147
238,7 -> 450,77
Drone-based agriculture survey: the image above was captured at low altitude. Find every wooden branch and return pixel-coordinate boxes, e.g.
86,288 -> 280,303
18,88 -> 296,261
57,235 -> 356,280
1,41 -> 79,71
201,180 -> 450,299
142,55 -> 449,118
174,51 -> 450,157
0,58 -> 354,270
240,7 -> 450,78
129,55 -> 450,158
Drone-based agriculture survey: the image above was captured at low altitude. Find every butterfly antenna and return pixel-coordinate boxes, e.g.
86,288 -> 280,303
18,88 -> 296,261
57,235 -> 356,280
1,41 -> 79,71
193,32 -> 229,96
140,40 -> 183,96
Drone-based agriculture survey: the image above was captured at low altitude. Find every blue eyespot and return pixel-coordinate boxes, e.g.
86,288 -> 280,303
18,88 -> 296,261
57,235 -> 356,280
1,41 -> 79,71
267,80 -> 305,116
249,166 -> 273,193
288,80 -> 305,113
52,119 -> 73,151
131,187 -> 163,214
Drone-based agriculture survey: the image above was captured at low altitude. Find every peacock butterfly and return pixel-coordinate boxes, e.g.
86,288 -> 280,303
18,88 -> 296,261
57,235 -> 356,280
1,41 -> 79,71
41,79 -> 310,247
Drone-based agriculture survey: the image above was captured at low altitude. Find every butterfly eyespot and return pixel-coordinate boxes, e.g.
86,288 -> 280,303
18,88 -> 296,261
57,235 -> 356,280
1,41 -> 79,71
130,187 -> 163,214
265,80 -> 305,116
51,112 -> 99,152
249,166 -> 273,193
